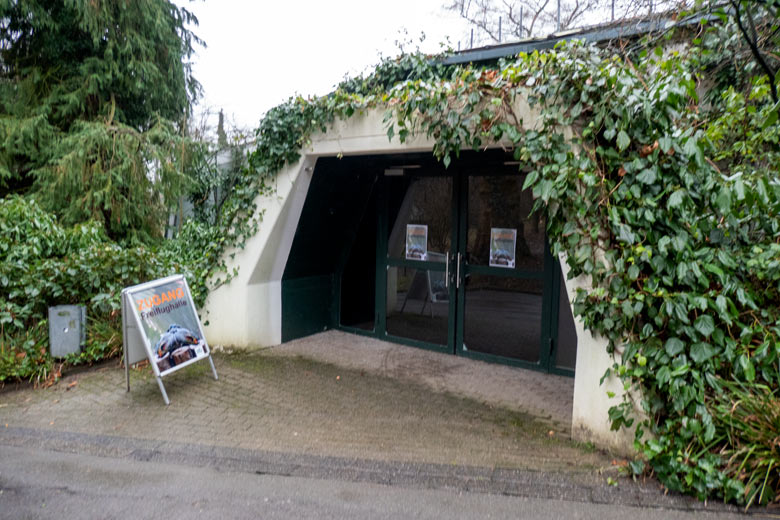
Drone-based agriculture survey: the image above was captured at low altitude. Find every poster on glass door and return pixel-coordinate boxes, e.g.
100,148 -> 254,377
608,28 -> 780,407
405,224 -> 428,261
489,228 -> 517,268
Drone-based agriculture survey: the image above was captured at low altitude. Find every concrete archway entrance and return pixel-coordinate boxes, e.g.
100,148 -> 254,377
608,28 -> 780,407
282,150 -> 577,375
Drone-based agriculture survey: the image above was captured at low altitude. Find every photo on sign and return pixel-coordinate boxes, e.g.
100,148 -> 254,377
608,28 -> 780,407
131,279 -> 208,374
490,228 -> 517,268
406,224 -> 428,261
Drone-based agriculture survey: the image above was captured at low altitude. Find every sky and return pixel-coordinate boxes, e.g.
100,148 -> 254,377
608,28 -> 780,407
177,1 -> 472,132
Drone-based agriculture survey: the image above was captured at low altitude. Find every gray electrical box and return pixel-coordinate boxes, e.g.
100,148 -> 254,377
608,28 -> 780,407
48,305 -> 86,358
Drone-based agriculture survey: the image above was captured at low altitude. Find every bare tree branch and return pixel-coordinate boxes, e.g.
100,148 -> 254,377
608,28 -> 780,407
730,0 -> 779,103
444,0 -> 681,44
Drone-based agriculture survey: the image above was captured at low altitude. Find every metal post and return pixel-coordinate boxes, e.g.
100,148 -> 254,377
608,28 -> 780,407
557,0 -> 561,31
122,293 -> 130,392
156,376 -> 170,406
208,355 -> 218,381
498,16 -> 502,42
520,6 -> 524,37
470,28 -> 474,48
611,0 -> 615,21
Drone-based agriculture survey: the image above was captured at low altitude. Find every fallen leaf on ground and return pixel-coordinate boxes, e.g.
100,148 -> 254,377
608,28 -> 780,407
67,381 -> 78,389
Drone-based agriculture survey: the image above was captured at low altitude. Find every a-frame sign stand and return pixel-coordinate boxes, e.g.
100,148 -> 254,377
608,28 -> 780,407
122,275 -> 218,405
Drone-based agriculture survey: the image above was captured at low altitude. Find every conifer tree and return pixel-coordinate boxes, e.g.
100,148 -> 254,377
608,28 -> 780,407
0,0 -> 202,241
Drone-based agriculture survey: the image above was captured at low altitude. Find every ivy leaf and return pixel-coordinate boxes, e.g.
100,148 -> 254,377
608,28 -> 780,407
733,179 -> 746,201
656,365 -> 671,385
616,223 -> 636,244
637,167 -> 657,184
665,337 -> 685,356
715,188 -> 731,213
694,315 -> 715,338
683,134 -> 699,157
714,294 -> 733,325
658,136 -> 673,154
658,235 -> 671,254
762,108 -> 778,129
539,179 -> 554,201
738,354 -> 755,381
522,170 -> 539,190
667,189 -> 685,209
690,342 -> 716,363
617,130 -> 631,152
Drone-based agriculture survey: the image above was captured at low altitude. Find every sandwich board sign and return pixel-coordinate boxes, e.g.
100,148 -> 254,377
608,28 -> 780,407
122,274 -> 217,405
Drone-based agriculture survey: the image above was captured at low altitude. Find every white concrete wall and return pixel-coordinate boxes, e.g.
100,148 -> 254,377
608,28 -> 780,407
560,258 -> 636,454
202,105 -> 633,453
201,154 -> 311,348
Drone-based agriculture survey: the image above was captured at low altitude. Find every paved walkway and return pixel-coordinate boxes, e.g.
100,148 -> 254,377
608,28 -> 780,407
0,331 -> 745,515
0,331 -> 582,471
267,330 -> 574,427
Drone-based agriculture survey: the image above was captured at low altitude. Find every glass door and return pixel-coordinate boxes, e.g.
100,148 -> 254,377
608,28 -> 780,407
367,161 -> 576,374
382,172 -> 457,352
453,172 -> 554,369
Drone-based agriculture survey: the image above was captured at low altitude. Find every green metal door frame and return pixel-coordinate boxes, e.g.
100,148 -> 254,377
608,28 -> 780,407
376,171 -> 458,355
451,172 -> 561,372
334,160 -> 574,376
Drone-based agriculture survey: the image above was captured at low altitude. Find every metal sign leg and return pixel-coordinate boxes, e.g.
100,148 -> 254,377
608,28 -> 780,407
156,376 -> 170,405
122,293 -> 131,393
207,355 -> 219,381
125,349 -> 130,393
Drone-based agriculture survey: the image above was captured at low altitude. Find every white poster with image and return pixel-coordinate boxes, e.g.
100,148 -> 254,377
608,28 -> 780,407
405,224 -> 428,261
489,228 -> 517,268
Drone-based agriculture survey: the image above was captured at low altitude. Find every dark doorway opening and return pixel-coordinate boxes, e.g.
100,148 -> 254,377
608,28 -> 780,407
339,185 -> 378,331
281,151 -> 577,376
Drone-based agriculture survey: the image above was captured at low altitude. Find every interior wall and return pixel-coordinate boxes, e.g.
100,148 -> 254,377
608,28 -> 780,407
280,157 -> 378,342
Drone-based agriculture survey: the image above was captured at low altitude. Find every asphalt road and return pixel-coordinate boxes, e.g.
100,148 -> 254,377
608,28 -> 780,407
0,444 -> 753,520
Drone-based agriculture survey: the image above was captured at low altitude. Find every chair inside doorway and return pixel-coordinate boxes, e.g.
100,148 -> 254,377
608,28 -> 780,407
399,252 -> 449,318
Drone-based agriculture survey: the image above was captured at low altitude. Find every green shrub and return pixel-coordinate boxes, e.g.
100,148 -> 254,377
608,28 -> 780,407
0,321 -> 51,384
709,380 -> 780,508
0,196 -> 190,383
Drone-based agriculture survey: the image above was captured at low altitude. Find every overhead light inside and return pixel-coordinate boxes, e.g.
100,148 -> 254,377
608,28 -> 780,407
384,168 -> 404,176
503,161 -> 522,166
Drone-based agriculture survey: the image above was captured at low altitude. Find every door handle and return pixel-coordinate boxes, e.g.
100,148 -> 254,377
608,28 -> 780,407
456,252 -> 462,289
445,253 -> 449,288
